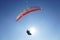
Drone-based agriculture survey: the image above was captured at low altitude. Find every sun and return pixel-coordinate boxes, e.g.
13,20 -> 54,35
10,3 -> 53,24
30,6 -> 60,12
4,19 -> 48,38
29,26 -> 37,35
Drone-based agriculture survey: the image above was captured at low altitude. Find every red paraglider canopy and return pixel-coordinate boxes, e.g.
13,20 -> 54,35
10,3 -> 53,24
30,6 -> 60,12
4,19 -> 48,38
16,7 -> 41,22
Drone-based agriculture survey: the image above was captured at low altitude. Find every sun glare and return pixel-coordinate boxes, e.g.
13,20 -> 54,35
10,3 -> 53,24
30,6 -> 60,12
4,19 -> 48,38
29,26 -> 37,35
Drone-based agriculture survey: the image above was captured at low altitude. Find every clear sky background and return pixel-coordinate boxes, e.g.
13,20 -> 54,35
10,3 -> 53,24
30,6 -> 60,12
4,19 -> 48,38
0,0 -> 60,40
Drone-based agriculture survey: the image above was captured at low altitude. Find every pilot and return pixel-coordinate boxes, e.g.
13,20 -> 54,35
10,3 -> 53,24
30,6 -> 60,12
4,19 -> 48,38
26,30 -> 32,35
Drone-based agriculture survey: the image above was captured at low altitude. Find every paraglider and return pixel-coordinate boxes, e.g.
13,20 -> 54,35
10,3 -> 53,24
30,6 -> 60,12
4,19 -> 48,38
16,7 -> 41,22
16,7 -> 41,36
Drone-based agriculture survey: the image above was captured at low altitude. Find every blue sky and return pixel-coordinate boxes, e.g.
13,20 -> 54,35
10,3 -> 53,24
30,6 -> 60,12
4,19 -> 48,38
0,0 -> 60,40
